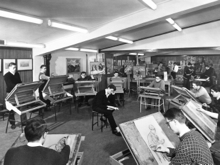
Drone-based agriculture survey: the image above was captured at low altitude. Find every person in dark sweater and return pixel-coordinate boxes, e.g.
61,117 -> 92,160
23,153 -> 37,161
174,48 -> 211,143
4,118 -> 71,165
155,108 -> 213,165
77,71 -> 95,107
92,84 -> 121,136
200,64 -> 215,87
4,62 -> 26,129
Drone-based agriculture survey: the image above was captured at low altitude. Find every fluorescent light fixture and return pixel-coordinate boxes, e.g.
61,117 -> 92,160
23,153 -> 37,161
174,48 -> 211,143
65,47 -> 79,51
166,18 -> 182,32
138,53 -> 144,55
80,48 -> 98,53
0,9 -> 43,24
173,23 -> 182,31
4,41 -> 45,48
166,18 -> 175,24
105,36 -> 118,41
118,38 -> 133,44
48,20 -> 88,33
142,0 -> 157,10
129,53 -> 137,55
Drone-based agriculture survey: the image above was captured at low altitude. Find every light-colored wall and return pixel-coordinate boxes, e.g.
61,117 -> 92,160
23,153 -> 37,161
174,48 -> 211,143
50,50 -> 96,80
33,55 -> 44,81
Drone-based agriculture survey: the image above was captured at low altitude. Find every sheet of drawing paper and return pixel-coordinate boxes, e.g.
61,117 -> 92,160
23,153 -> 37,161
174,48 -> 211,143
43,134 -> 78,158
134,116 -> 174,165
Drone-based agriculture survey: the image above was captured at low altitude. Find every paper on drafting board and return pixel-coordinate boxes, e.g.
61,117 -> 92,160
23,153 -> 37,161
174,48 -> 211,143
43,134 -> 78,163
134,116 -> 174,165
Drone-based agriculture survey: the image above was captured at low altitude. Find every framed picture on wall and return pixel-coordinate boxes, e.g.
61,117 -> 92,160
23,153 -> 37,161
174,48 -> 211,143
17,59 -> 33,71
0,59 -> 2,72
90,62 -> 105,75
66,58 -> 80,74
3,59 -> 16,75
106,58 -> 113,74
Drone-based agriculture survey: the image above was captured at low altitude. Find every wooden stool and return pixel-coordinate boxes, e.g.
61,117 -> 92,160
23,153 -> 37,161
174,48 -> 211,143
91,111 -> 108,132
139,94 -> 165,113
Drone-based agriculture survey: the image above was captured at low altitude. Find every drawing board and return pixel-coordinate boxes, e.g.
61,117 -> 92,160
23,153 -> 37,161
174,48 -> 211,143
119,112 -> 179,165
182,100 -> 216,143
134,116 -> 174,165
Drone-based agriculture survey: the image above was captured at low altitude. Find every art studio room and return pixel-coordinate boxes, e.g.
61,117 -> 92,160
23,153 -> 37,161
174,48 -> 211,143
1,0 -> 220,165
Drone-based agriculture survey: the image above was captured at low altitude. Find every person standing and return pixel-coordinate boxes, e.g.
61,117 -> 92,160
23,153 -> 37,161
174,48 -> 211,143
38,65 -> 50,108
4,118 -> 71,165
4,62 -> 26,129
183,62 -> 194,90
155,108 -> 213,165
92,84 -> 121,136
171,62 -> 178,80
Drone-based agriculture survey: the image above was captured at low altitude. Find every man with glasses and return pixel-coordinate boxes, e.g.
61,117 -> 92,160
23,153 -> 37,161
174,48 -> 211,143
4,118 -> 71,165
155,108 -> 213,165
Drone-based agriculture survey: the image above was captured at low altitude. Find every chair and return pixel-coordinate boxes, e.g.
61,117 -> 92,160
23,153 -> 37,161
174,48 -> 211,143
91,111 -> 108,132
139,93 -> 165,113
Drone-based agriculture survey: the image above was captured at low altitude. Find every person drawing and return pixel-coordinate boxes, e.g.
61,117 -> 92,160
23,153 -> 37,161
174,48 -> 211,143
155,108 -> 213,165
4,118 -> 71,165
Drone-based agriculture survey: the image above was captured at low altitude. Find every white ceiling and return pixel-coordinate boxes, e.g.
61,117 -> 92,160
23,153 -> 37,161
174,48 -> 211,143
0,0 -> 220,56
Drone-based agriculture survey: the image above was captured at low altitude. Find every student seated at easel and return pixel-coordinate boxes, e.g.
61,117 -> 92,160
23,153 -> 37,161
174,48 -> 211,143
4,118 -> 71,165
110,71 -> 124,106
155,108 -> 213,165
77,71 -> 95,107
187,81 -> 212,106
145,75 -> 165,110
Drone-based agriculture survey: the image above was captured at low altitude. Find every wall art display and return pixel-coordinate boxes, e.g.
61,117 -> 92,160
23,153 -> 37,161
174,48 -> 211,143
90,62 -> 105,75
3,59 -> 16,75
66,58 -> 80,74
106,58 -> 113,74
17,59 -> 33,71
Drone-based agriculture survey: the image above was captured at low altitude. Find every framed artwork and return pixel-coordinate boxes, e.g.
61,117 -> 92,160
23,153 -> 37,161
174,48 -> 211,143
133,65 -> 146,79
106,58 -> 113,74
3,59 -> 16,75
66,58 -> 80,74
0,59 -> 2,72
17,59 -> 33,71
90,62 -> 105,75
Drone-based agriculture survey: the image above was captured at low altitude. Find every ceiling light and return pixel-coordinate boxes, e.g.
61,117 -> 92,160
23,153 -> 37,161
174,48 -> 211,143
80,48 -> 98,53
0,9 -> 43,24
166,18 -> 182,32
138,53 -> 144,55
166,18 -> 175,25
118,38 -> 133,44
4,41 -> 45,48
142,0 -> 157,10
105,36 -> 118,41
48,20 -> 88,33
173,23 -> 182,31
65,47 -> 79,51
129,53 -> 137,55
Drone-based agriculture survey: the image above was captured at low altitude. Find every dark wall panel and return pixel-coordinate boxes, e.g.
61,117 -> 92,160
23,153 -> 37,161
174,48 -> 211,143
0,47 -> 32,106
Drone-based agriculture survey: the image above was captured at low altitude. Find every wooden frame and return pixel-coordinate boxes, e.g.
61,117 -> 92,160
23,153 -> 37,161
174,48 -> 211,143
182,100 -> 216,143
3,59 -> 16,75
66,58 -> 80,74
17,59 -> 33,71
